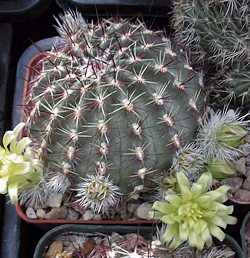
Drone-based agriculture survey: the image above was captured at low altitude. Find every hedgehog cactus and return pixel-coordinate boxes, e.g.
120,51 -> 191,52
23,11 -> 205,213
173,0 -> 250,105
173,0 -> 250,66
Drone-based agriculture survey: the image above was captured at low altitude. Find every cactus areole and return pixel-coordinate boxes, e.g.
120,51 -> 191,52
22,11 -> 205,213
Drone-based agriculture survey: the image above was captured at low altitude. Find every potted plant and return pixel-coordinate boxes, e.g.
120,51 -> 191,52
33,224 -> 244,258
7,9 -> 210,225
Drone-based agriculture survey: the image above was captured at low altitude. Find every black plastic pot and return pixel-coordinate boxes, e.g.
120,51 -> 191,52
240,211 -> 250,258
56,0 -> 171,17
0,23 -> 12,137
33,224 -> 244,258
0,0 -> 52,21
0,197 -> 21,258
0,22 -> 13,249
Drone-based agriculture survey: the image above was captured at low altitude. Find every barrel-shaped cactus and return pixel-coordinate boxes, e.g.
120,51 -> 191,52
23,11 -> 205,213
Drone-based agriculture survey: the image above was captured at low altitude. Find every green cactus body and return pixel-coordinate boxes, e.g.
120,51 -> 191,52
173,0 -> 250,66
23,11 -> 204,212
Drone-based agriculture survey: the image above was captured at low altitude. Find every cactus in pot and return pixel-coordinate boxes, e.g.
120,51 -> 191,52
20,11 -> 205,214
173,0 -> 250,105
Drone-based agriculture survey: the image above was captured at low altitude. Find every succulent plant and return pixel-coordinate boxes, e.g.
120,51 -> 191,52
205,159 -> 236,179
212,62 -> 250,106
173,0 -> 250,105
173,0 -> 250,66
197,109 -> 248,160
0,123 -> 42,203
152,171 -> 237,250
22,11 -> 205,213
171,143 -> 204,182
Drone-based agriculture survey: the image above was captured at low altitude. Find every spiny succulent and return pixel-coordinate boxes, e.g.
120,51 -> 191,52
0,123 -> 42,203
211,62 -> 250,106
173,0 -> 250,66
171,143 -> 204,182
173,0 -> 250,106
197,109 -> 248,160
205,159 -> 236,179
22,11 -> 205,213
74,175 -> 121,213
152,171 -> 237,250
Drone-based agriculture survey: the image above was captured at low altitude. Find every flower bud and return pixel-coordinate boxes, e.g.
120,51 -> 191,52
206,159 -> 236,179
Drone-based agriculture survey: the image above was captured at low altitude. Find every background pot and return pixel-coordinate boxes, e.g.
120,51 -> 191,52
240,211 -> 250,257
224,198 -> 250,245
33,224 -> 245,258
0,0 -> 52,21
56,0 -> 171,17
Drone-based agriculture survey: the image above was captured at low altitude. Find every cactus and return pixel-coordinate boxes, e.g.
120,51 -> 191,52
197,109 -> 248,160
173,0 -> 250,66
173,0 -> 250,105
22,11 -> 205,213
212,63 -> 250,105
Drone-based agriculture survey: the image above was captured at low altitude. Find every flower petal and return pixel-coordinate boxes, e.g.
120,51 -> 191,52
15,137 -> 32,154
8,182 -> 18,203
3,131 -> 15,149
209,225 -> 225,242
0,176 -> 8,194
176,172 -> 190,194
13,122 -> 25,138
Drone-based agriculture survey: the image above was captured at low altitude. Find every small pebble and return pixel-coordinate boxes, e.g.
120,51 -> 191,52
45,207 -> 68,220
36,209 -> 46,219
82,210 -> 94,220
234,189 -> 250,203
45,240 -> 63,258
234,157 -> 246,175
47,193 -> 63,208
80,239 -> 96,257
93,214 -> 102,220
221,177 -> 243,193
127,203 -> 139,214
26,207 -> 37,219
67,208 -> 80,220
135,202 -> 152,219
243,177 -> 250,191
